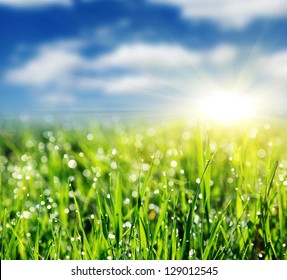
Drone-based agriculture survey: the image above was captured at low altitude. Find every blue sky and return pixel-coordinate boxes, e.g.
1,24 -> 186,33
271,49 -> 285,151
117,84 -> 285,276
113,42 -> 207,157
1,0 -> 287,117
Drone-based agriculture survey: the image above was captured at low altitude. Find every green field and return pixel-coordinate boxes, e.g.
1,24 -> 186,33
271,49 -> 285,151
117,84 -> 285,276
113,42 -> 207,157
0,117 -> 286,260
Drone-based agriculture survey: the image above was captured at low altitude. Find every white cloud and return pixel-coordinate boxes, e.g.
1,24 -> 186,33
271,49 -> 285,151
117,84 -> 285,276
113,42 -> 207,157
5,41 -> 85,86
38,92 -> 76,106
260,51 -> 287,80
81,43 -> 238,95
74,43 -> 238,95
75,75 -> 174,95
94,43 -> 237,72
103,75 -> 159,94
0,0 -> 72,8
91,19 -> 131,46
148,0 -> 287,28
205,45 -> 237,65
94,43 -> 202,71
4,38 -> 287,113
5,41 -> 238,90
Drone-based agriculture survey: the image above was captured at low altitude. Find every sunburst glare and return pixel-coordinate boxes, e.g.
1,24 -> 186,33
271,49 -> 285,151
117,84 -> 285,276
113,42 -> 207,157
199,92 -> 257,123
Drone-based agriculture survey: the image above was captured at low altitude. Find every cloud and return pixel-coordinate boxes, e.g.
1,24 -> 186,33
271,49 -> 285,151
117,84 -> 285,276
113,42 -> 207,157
89,19 -> 132,46
5,40 -> 85,86
5,40 -> 238,90
260,51 -> 287,80
0,0 -> 72,8
38,92 -> 76,106
148,0 -> 287,28
94,44 -> 202,71
4,40 -> 241,110
74,74 -> 176,96
5,38 -> 287,113
94,43 -> 237,72
205,45 -> 237,65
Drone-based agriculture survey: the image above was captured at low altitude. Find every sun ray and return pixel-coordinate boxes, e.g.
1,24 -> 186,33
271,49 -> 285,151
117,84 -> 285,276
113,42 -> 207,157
199,91 -> 257,123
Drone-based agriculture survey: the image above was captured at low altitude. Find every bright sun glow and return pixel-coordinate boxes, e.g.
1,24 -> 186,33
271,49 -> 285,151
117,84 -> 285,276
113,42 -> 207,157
199,92 -> 257,123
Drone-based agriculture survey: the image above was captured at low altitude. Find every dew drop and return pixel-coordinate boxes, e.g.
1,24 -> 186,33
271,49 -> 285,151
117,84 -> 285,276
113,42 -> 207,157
108,233 -> 115,239
87,133 -> 94,141
68,159 -> 77,169
170,160 -> 177,168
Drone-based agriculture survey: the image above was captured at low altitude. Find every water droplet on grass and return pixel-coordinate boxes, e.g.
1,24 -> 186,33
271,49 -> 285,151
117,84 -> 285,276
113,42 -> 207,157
227,177 -> 233,184
123,222 -> 132,228
108,233 -> 115,239
168,181 -> 174,187
83,169 -> 91,178
257,149 -> 266,159
170,160 -> 177,168
132,191 -> 138,198
68,159 -> 77,169
23,211 -> 31,219
110,161 -> 118,170
124,198 -> 130,204
69,204 -> 76,211
129,173 -> 137,182
87,133 -> 94,141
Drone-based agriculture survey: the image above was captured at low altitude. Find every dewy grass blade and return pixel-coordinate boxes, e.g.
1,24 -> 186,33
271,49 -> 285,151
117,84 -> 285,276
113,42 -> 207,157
70,187 -> 93,259
114,173 -> 123,257
1,119 -> 287,260
266,160 -> 278,199
181,156 -> 214,259
202,200 -> 231,259
151,192 -> 171,246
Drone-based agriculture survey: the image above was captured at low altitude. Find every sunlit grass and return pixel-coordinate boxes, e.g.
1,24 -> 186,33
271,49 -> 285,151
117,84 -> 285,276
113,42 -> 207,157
0,117 -> 286,260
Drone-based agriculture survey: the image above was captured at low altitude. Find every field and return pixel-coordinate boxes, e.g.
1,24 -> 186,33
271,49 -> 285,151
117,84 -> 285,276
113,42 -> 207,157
0,116 -> 287,260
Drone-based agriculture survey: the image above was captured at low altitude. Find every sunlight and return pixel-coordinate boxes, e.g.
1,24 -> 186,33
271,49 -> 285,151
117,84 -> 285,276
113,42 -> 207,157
199,92 -> 257,123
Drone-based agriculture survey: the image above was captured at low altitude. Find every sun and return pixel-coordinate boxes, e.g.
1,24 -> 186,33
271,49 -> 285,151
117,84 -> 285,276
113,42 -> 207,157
199,92 -> 257,123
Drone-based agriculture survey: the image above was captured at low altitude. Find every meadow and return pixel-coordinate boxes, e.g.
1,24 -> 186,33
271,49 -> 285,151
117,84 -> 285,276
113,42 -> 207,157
0,116 -> 286,260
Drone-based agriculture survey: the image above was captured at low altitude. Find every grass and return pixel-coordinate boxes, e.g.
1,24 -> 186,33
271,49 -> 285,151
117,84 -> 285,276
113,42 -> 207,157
0,116 -> 287,260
